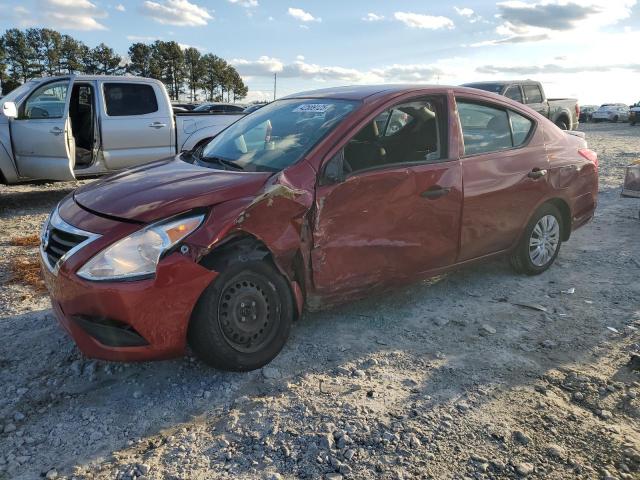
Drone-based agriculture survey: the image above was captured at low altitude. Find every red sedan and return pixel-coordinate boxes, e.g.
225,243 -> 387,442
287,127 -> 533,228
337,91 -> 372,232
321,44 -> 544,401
40,85 -> 598,371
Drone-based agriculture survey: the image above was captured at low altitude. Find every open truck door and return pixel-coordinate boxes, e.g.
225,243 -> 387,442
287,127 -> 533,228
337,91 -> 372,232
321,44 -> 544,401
9,78 -> 76,181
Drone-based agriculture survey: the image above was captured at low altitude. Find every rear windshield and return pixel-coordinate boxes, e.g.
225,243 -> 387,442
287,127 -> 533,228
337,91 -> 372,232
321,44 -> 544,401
463,83 -> 504,94
198,98 -> 359,172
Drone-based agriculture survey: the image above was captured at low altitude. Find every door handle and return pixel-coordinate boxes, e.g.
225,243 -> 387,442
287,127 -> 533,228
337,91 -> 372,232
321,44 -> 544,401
149,122 -> 167,129
50,127 -> 63,136
527,168 -> 548,179
421,186 -> 451,200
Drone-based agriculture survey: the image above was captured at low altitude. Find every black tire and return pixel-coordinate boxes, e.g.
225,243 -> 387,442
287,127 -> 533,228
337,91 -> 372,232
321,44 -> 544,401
612,115 -> 619,123
510,203 -> 563,276
188,260 -> 294,371
555,119 -> 568,130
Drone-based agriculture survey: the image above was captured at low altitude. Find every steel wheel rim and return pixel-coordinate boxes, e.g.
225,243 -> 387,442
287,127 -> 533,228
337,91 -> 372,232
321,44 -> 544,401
529,214 -> 560,267
217,275 -> 279,354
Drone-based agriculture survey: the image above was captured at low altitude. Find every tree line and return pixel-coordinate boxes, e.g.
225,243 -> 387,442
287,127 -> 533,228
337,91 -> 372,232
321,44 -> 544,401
0,28 -> 248,102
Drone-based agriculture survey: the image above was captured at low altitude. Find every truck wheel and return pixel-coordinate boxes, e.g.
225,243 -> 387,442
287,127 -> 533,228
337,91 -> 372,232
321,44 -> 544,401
510,204 -> 563,276
188,260 -> 294,371
555,119 -> 568,130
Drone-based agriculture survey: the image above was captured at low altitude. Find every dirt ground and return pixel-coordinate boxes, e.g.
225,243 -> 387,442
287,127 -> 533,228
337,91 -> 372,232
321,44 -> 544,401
0,122 -> 639,480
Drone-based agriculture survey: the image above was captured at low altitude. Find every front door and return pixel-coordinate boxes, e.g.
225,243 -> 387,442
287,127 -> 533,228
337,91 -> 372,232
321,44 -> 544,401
311,97 -> 462,296
99,81 -> 173,171
11,79 -> 75,181
456,99 -> 550,261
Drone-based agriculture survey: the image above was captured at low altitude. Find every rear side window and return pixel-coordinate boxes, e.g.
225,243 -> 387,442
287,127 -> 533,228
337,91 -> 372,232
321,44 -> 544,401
523,85 -> 543,104
509,111 -> 533,146
457,101 -> 534,155
104,83 -> 158,116
504,85 -> 523,103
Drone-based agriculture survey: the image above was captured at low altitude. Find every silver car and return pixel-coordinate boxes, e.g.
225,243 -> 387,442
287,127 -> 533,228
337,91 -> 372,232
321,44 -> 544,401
592,103 -> 630,123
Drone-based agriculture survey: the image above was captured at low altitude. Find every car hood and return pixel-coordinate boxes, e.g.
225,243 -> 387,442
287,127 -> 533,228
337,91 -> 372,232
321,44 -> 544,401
73,158 -> 272,223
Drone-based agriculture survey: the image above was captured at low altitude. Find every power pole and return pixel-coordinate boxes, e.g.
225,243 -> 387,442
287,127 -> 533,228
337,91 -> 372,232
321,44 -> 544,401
273,72 -> 277,101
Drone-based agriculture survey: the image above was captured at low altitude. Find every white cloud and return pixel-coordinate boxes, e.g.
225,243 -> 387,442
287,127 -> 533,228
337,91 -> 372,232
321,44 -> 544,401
231,56 -> 443,84
362,12 -> 384,22
228,0 -> 258,7
37,0 -> 108,30
126,35 -> 161,41
287,7 -> 320,22
485,0 -> 636,43
141,0 -> 213,26
454,7 -> 474,17
115,3 -> 125,11
394,11 -> 454,30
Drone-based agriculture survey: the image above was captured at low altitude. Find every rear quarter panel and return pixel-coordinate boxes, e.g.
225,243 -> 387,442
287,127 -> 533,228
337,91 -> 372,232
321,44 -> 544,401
544,125 -> 598,229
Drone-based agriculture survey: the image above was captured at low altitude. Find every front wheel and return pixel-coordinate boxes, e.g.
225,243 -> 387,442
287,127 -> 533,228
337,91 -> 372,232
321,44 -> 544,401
612,115 -> 619,123
510,204 -> 563,275
188,260 -> 294,371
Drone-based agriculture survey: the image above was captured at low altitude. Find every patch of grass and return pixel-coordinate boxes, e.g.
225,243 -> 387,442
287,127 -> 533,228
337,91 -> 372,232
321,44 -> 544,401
8,255 -> 47,293
9,234 -> 40,248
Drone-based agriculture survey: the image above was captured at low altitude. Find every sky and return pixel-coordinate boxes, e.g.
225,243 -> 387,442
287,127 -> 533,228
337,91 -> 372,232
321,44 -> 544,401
1,0 -> 639,105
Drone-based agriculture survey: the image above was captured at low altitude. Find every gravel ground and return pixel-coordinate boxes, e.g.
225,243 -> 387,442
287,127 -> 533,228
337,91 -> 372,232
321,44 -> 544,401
0,122 -> 639,480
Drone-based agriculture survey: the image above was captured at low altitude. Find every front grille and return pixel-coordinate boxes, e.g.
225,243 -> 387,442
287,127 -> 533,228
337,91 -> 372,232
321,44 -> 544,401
41,207 -> 101,273
45,227 -> 88,268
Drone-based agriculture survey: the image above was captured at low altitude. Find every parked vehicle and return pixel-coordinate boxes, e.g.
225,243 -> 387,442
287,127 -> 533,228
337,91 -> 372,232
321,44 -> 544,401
591,104 -> 630,123
462,80 -> 580,130
172,102 -> 197,111
579,105 -> 597,123
244,103 -> 268,114
629,102 -> 640,126
40,85 -> 598,370
193,103 -> 245,113
0,75 -> 244,184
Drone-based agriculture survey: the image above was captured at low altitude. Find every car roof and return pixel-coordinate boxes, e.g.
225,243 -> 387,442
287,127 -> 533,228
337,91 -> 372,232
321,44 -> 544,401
462,80 -> 538,86
282,84 -> 453,102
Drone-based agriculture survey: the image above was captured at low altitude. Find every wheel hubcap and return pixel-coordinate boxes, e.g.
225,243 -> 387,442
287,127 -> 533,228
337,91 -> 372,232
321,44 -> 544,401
218,277 -> 277,353
529,215 -> 560,267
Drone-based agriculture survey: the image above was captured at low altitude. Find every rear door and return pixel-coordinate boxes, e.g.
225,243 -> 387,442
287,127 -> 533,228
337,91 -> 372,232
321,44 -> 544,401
99,81 -> 173,171
455,97 -> 549,261
10,79 -> 76,181
523,84 -> 549,118
312,95 -> 463,295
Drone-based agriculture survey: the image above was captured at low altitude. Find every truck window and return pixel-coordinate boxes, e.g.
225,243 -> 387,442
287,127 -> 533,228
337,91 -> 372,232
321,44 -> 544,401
504,85 -> 523,103
104,83 -> 158,116
523,85 -> 543,104
21,81 -> 69,120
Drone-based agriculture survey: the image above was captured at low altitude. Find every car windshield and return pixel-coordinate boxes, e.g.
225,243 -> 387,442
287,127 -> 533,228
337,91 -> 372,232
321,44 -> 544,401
198,98 -> 359,172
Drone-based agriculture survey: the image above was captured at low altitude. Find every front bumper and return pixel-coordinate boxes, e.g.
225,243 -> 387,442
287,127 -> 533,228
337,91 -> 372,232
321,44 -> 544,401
41,204 -> 216,362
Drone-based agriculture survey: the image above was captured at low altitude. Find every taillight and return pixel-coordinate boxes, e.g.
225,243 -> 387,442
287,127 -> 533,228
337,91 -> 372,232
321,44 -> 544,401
578,148 -> 598,170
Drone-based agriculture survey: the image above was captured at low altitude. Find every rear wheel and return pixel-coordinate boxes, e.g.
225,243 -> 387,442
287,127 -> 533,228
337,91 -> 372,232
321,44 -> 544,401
510,204 -> 563,275
188,260 -> 294,371
555,119 -> 568,130
612,115 -> 619,123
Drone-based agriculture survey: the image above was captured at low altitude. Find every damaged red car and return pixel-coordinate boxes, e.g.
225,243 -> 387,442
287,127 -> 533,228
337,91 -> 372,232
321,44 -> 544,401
40,85 -> 598,371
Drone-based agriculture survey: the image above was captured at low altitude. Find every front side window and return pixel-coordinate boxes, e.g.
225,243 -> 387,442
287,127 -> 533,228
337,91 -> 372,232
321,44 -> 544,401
523,85 -> 543,104
104,83 -> 158,116
458,101 -> 534,155
22,81 -> 69,119
504,85 -> 523,103
342,99 -> 445,174
199,99 -> 358,172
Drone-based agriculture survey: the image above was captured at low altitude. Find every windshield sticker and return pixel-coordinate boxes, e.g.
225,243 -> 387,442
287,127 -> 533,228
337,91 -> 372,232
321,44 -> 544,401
293,104 -> 332,113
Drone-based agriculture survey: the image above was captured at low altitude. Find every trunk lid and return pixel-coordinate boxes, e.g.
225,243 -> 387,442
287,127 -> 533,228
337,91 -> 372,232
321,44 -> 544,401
73,158 -> 272,223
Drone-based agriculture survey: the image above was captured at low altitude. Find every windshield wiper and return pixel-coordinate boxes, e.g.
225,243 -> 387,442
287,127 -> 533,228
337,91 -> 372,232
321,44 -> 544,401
201,155 -> 244,171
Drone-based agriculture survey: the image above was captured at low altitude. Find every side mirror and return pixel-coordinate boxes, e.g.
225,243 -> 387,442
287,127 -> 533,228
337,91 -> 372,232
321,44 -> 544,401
2,102 -> 17,119
321,149 -> 346,185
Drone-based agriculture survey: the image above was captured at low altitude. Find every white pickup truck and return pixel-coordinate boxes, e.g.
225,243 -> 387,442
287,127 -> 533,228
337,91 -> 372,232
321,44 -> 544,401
0,75 -> 243,184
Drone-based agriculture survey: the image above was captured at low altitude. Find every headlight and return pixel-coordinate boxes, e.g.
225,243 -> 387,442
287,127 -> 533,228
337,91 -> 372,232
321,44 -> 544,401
77,214 -> 205,281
